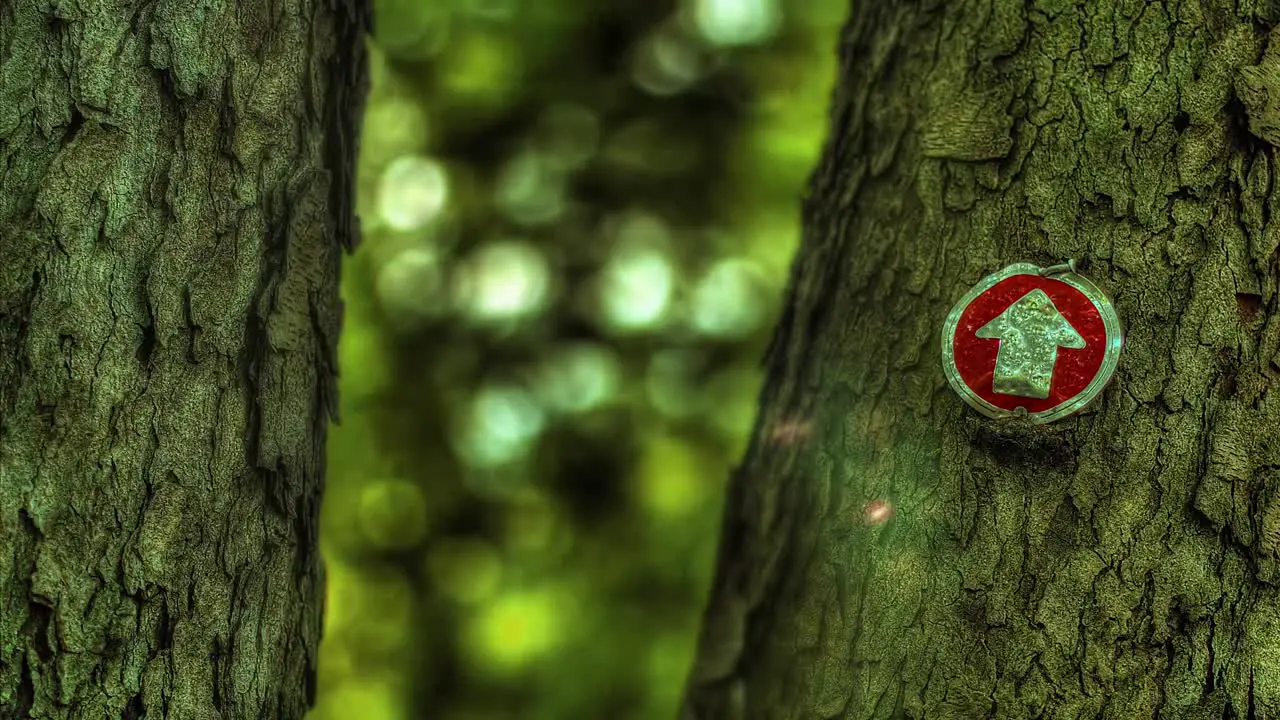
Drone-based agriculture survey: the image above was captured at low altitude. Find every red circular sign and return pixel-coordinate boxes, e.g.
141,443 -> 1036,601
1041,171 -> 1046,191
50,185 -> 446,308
941,263 -> 1123,422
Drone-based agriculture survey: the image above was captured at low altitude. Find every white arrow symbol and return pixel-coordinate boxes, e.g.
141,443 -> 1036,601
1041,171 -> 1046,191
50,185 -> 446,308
976,289 -> 1085,399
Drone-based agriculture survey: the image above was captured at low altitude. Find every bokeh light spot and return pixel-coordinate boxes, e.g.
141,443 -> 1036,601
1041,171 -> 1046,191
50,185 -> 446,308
690,258 -> 768,338
634,29 -> 704,96
439,33 -> 522,106
378,155 -> 449,231
458,384 -> 546,468
600,242 -> 675,333
535,343 -> 621,414
467,588 -> 566,674
692,0 -> 782,46
454,240 -> 552,322
495,151 -> 566,225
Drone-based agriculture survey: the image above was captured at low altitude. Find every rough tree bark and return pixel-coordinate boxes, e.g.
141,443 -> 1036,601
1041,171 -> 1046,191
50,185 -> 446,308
0,0 -> 367,717
683,0 -> 1280,718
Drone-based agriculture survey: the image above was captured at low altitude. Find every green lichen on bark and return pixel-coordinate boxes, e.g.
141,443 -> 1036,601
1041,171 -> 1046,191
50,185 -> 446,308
684,0 -> 1280,718
0,0 -> 367,717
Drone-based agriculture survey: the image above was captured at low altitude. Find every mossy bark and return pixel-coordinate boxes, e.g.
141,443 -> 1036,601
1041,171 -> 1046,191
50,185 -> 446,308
684,0 -> 1280,718
0,1 -> 367,717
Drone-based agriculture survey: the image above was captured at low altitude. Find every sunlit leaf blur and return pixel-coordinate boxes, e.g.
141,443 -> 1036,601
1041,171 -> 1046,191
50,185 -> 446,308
312,1 -> 842,718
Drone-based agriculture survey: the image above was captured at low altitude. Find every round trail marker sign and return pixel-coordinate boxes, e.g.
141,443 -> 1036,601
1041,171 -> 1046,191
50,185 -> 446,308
941,262 -> 1123,423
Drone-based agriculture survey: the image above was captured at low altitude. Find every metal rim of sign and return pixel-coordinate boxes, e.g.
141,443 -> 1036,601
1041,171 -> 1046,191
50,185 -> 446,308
940,262 -> 1123,424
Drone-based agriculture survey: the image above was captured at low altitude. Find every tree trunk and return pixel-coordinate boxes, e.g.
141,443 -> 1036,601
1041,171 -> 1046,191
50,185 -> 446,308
0,1 -> 367,717
683,1 -> 1280,718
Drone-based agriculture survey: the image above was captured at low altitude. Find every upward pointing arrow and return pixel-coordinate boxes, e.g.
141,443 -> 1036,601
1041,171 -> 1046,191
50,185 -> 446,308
976,289 -> 1085,399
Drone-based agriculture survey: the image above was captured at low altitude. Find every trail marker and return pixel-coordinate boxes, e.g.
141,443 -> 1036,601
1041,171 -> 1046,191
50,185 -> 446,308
941,261 -> 1122,423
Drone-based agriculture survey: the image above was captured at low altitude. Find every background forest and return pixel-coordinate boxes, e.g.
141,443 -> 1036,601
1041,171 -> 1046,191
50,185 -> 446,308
309,1 -> 843,718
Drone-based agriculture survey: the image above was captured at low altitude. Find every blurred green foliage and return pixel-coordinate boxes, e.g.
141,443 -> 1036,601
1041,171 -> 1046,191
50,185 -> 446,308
310,1 -> 843,719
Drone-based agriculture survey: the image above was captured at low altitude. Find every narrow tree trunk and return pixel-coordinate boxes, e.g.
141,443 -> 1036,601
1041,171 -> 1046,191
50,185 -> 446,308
0,1 -> 367,717
684,1 -> 1280,718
